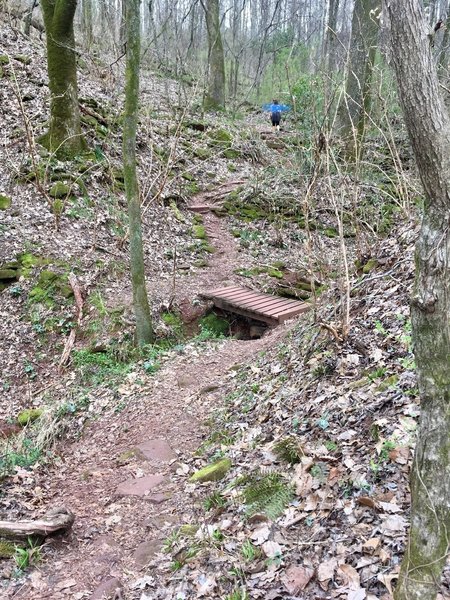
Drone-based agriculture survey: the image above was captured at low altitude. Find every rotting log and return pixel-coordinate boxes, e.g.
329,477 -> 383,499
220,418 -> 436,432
0,507 -> 75,540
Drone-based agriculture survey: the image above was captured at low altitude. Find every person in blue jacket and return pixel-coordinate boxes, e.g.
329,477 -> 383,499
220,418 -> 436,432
270,99 -> 282,131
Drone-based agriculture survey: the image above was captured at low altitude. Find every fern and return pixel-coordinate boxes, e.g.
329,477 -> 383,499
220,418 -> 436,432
243,471 -> 294,520
273,436 -> 302,464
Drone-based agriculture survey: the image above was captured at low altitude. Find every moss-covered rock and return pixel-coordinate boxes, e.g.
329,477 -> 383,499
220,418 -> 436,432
223,148 -> 240,159
17,408 -> 43,426
14,54 -> 32,65
49,182 -> 69,198
267,267 -> 284,279
0,269 -> 18,280
0,539 -> 16,558
363,258 -> 379,274
208,128 -> 232,143
193,225 -> 206,240
189,458 -> 231,483
194,147 -> 211,160
179,524 -> 199,535
0,194 -> 11,210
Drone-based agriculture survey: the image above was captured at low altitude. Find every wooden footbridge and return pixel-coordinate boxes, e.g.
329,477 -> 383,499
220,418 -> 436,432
201,285 -> 309,325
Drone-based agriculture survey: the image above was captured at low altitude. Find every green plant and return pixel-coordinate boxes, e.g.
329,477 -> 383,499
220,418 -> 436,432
374,320 -> 387,335
380,439 -> 396,461
368,366 -> 387,381
163,529 -> 180,553
225,588 -> 249,600
72,348 -> 134,386
203,491 -> 226,511
13,538 -> 41,571
241,540 -> 260,562
243,471 -> 294,520
324,440 -> 338,452
273,436 -> 302,464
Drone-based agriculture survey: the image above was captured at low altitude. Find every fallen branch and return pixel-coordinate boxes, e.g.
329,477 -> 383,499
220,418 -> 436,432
59,274 -> 84,368
0,507 -> 74,540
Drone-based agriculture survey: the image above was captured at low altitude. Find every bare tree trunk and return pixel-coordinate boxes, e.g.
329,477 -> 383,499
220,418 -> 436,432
383,2 -> 450,600
336,0 -> 380,159
201,0 -> 226,110
40,0 -> 86,158
123,0 -> 154,346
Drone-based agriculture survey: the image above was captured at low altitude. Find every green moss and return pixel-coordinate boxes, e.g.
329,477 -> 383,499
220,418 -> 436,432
193,147 -> 211,160
363,258 -> 379,274
49,182 -> 69,198
0,55 -> 9,65
182,172 -> 196,182
193,225 -> 207,240
17,408 -> 43,426
189,458 -> 232,482
202,243 -> 215,253
179,524 -> 199,536
0,540 -> 16,558
376,374 -> 399,393
323,227 -> 338,238
208,128 -> 232,143
193,214 -> 203,224
199,313 -> 229,336
14,54 -> 32,65
28,270 -> 72,306
0,194 -> 11,210
0,269 -> 18,280
267,267 -> 284,279
223,148 -> 240,159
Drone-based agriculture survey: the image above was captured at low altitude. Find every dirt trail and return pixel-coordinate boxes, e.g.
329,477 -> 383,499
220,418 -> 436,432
6,181 -> 291,600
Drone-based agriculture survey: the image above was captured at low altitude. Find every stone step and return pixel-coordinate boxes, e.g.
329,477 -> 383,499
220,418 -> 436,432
188,205 -> 211,213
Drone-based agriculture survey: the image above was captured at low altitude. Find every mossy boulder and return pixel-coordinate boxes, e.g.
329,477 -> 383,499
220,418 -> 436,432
194,147 -> 211,160
208,128 -> 232,144
363,258 -> 379,274
189,458 -> 231,483
267,267 -> 284,279
49,182 -> 69,198
0,539 -> 16,558
193,225 -> 207,240
17,408 -> 43,426
0,194 -> 11,210
223,148 -> 240,159
179,524 -> 199,535
0,269 -> 18,280
14,54 -> 32,65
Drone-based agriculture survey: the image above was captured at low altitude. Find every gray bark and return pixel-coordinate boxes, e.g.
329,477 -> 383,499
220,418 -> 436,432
201,0 -> 226,110
336,0 -> 380,158
123,0 -> 155,346
383,2 -> 450,600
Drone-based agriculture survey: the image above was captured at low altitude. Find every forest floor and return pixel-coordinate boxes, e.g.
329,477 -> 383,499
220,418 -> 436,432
1,18 -> 449,600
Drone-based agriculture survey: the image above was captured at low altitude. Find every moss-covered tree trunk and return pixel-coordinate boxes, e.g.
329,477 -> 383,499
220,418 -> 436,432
383,2 -> 450,600
336,0 -> 380,159
40,0 -> 86,158
123,0 -> 154,346
201,0 -> 225,110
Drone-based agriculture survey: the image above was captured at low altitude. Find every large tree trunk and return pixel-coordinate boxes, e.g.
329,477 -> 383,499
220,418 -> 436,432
336,0 -> 380,159
123,0 -> 154,346
40,0 -> 86,158
383,2 -> 450,600
201,0 -> 226,110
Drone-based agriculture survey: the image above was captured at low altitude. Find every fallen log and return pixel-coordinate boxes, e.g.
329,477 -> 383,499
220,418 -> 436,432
0,507 -> 75,540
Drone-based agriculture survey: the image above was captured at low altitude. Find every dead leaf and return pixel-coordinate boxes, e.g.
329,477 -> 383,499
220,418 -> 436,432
377,569 -> 400,594
362,538 -> 381,554
282,565 -> 314,594
262,540 -> 283,558
317,557 -> 337,590
337,563 -> 361,590
196,574 -> 216,597
357,496 -> 378,509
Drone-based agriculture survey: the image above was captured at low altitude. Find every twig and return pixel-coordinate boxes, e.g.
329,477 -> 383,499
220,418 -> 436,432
59,274 -> 84,368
